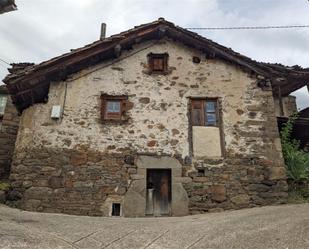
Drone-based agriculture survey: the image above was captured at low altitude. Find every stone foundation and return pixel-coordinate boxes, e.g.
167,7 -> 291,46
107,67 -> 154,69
9,147 -> 287,216
9,148 -> 130,216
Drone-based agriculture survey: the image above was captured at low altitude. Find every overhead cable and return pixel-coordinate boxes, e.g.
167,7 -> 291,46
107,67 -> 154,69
186,25 -> 309,30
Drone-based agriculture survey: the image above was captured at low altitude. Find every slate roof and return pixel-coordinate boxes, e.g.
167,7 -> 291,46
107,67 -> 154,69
3,18 -> 309,112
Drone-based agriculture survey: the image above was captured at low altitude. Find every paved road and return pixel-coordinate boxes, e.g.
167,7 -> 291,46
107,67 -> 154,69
0,204 -> 308,249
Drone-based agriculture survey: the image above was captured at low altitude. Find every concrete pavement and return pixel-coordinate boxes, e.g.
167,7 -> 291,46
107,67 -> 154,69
0,204 -> 308,249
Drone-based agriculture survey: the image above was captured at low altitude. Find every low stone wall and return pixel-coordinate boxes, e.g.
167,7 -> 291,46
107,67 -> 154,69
8,146 -> 288,216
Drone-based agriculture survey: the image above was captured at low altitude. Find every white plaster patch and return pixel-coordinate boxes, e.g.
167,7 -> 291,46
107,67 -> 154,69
192,126 -> 222,158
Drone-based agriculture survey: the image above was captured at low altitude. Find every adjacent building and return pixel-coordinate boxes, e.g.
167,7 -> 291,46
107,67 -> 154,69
0,85 -> 19,178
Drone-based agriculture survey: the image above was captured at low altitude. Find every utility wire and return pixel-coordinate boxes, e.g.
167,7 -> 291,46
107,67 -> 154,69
186,25 -> 309,30
0,58 -> 10,65
0,25 -> 307,68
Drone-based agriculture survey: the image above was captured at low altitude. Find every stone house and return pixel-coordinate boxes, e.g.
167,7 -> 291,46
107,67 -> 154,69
3,19 -> 309,217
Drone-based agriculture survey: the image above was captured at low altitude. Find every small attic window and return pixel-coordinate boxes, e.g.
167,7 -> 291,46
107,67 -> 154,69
148,53 -> 168,74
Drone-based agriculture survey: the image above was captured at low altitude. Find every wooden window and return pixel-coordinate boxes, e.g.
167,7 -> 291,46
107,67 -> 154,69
148,53 -> 168,74
101,95 -> 127,122
190,99 -> 218,126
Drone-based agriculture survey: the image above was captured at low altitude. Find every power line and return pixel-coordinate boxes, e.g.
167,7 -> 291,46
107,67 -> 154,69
0,58 -> 10,66
0,24 -> 307,69
186,25 -> 309,30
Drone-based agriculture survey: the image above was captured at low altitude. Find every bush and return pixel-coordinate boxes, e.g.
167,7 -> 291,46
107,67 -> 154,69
285,150 -> 309,182
280,113 -> 309,184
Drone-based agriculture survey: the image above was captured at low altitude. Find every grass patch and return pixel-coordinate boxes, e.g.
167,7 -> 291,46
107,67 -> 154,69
288,190 -> 309,204
287,180 -> 309,204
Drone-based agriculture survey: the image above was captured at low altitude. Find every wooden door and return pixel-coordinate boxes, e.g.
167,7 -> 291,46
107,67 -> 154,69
146,169 -> 171,216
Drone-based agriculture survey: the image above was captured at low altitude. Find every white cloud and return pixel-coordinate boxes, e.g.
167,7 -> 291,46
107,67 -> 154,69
0,0 -> 308,109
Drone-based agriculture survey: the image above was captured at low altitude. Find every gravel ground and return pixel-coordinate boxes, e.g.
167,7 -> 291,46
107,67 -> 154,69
0,203 -> 308,249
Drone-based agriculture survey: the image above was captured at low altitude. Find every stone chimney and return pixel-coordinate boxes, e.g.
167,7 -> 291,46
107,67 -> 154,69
100,23 -> 106,40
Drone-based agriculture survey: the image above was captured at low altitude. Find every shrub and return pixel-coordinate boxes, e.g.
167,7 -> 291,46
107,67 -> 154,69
285,150 -> 309,182
280,113 -> 309,183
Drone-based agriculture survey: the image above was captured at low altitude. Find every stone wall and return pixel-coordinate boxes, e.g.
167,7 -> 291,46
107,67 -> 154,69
9,39 -> 287,216
0,87 -> 19,179
185,79 -> 288,213
10,147 -> 129,216
185,158 -> 287,213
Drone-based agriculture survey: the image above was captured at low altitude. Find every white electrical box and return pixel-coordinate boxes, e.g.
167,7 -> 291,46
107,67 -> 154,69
51,105 -> 61,119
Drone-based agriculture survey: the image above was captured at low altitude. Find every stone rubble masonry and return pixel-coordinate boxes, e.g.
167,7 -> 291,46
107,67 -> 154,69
10,148 -> 130,216
0,95 -> 19,178
9,147 -> 287,216
8,39 -> 287,216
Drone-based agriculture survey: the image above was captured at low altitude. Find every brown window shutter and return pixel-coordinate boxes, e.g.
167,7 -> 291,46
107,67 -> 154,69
191,100 -> 204,126
101,97 -> 107,121
191,100 -> 203,109
153,58 -> 164,71
120,99 -> 127,117
148,53 -> 168,73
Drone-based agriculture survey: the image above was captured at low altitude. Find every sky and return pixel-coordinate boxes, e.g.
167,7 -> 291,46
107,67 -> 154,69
0,0 -> 308,110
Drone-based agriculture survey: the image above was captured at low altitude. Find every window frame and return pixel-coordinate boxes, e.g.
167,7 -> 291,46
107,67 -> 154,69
190,98 -> 219,127
147,53 -> 169,74
100,94 -> 128,122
